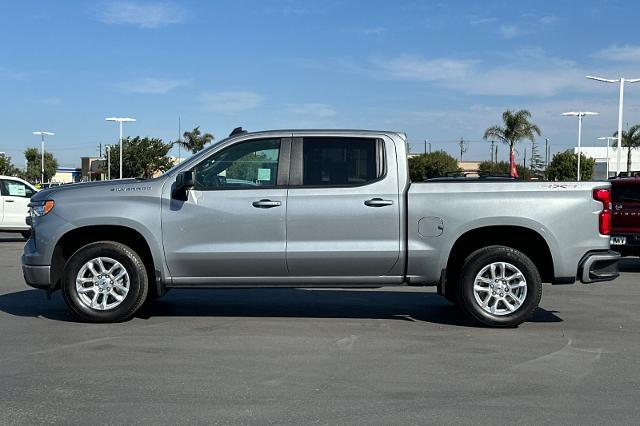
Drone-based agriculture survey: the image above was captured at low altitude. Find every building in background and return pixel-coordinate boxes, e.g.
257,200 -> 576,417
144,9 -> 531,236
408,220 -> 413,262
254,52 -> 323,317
52,167 -> 82,183
575,147 -> 640,179
81,157 -> 106,181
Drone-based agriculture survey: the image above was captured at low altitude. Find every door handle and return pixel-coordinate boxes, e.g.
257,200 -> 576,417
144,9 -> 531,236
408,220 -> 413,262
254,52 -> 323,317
5,199 -> 15,203
252,199 -> 282,208
364,198 -> 393,207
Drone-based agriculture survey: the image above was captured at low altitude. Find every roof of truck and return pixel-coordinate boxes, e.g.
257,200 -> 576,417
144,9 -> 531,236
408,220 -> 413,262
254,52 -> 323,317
229,128 -> 405,138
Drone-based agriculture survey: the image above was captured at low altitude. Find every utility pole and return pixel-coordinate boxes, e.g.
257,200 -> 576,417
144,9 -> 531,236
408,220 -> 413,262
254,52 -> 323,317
458,137 -> 468,161
97,143 -> 102,158
545,138 -> 549,167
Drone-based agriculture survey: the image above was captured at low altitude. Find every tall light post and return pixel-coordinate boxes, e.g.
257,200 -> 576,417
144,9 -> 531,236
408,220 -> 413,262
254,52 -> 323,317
586,75 -> 640,176
597,136 -> 617,178
105,145 -> 111,180
562,112 -> 598,181
32,131 -> 54,184
105,117 -> 136,179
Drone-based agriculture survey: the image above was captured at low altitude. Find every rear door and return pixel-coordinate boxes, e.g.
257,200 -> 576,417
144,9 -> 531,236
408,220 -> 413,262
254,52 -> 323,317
0,179 -> 35,229
285,134 -> 401,280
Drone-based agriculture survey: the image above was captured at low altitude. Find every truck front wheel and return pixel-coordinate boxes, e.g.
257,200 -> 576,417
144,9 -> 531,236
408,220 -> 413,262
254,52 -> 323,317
61,241 -> 148,322
457,245 -> 542,327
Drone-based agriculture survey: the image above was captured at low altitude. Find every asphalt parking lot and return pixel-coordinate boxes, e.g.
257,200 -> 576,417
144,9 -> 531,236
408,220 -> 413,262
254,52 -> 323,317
1,233 -> 639,424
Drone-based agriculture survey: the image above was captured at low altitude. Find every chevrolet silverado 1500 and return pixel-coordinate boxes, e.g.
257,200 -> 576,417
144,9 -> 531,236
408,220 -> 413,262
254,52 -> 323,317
22,129 -> 620,326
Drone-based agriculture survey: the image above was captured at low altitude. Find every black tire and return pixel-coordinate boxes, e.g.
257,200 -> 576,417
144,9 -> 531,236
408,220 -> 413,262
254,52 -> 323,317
21,230 -> 31,240
62,241 -> 148,323
457,245 -> 542,327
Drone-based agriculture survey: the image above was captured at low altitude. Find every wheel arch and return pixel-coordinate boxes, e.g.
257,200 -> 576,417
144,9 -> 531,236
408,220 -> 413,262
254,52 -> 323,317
445,225 -> 555,285
51,224 -> 166,298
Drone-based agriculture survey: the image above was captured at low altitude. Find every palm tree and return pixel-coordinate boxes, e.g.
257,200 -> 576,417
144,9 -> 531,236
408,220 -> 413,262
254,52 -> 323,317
614,124 -> 640,174
175,126 -> 214,154
483,110 -> 541,177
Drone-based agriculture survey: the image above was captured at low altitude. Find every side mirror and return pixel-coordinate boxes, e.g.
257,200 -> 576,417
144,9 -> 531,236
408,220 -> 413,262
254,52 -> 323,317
172,171 -> 194,201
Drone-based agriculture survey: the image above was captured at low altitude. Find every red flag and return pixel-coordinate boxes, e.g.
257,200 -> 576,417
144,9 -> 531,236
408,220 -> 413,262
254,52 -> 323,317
510,150 -> 518,178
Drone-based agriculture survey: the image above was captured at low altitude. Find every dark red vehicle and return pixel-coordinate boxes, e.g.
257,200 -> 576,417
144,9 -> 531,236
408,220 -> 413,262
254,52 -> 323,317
610,177 -> 640,256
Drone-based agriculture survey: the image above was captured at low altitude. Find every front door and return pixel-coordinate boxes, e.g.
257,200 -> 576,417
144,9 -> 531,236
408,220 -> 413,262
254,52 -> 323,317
162,137 -> 290,284
0,179 -> 35,229
286,135 -> 401,279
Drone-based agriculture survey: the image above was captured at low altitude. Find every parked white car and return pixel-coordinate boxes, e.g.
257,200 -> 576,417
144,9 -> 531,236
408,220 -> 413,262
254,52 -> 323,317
0,175 -> 37,239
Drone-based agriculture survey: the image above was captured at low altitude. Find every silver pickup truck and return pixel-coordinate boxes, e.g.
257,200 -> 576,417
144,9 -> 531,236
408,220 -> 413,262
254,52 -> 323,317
22,129 -> 620,327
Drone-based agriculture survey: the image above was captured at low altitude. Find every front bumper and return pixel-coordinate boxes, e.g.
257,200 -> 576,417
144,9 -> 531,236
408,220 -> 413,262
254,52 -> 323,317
22,263 -> 51,290
579,250 -> 620,283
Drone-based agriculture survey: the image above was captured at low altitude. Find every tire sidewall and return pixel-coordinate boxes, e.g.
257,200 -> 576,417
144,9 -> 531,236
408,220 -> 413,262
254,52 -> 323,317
62,242 -> 147,322
458,246 -> 542,327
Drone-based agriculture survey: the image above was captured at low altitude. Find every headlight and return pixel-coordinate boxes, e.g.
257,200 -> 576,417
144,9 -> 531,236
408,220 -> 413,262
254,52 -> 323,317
29,200 -> 55,217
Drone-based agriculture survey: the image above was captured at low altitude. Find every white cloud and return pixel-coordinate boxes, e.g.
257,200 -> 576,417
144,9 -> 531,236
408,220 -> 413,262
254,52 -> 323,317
369,52 -> 602,97
499,25 -> 523,39
37,97 -> 62,105
539,15 -> 560,25
97,1 -> 187,28
468,16 -> 497,25
353,27 -> 387,36
200,91 -> 264,113
115,77 -> 189,94
289,103 -> 336,118
593,45 -> 640,62
371,55 -> 477,81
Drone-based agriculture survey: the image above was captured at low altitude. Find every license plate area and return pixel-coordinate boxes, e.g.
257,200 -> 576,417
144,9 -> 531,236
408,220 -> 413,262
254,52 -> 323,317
611,236 -> 627,246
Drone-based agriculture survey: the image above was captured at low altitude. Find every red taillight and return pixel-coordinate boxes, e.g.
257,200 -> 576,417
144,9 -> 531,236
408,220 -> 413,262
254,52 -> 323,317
593,188 -> 612,235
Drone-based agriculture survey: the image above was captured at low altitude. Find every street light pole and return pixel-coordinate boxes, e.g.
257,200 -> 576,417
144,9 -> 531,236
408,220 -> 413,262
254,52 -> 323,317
562,112 -> 598,181
105,117 -> 136,179
586,75 -> 640,176
32,131 -> 54,184
597,136 -> 617,178
106,145 -> 111,180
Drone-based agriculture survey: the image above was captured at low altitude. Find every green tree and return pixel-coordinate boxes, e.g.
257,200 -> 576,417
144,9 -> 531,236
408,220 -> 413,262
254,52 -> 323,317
614,124 -> 640,173
175,126 -> 214,154
408,151 -> 459,181
529,141 -> 544,177
483,109 -> 541,177
108,137 -> 174,179
23,148 -> 58,183
478,161 -> 532,179
546,150 -> 596,181
0,155 -> 20,176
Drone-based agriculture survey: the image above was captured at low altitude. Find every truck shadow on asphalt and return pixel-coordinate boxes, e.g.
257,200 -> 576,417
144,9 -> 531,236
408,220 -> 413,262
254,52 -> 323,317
0,288 -> 562,326
619,258 -> 640,273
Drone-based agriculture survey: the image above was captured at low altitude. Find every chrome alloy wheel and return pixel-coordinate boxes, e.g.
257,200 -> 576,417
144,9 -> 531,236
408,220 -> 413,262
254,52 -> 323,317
473,262 -> 527,316
75,257 -> 130,311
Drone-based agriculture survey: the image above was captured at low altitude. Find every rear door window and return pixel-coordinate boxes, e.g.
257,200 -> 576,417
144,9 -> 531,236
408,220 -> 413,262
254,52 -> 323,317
301,137 -> 383,186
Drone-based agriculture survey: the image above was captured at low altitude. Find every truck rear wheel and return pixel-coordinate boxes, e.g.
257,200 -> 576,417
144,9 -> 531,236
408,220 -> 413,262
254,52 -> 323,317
457,245 -> 542,327
62,241 -> 148,323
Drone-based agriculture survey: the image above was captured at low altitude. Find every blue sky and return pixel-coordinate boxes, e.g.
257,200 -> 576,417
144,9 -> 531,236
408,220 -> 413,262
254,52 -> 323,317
2,0 -> 640,167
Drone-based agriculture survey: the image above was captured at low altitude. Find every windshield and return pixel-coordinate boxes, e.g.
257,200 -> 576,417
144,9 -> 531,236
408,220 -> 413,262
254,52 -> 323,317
160,136 -> 231,177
